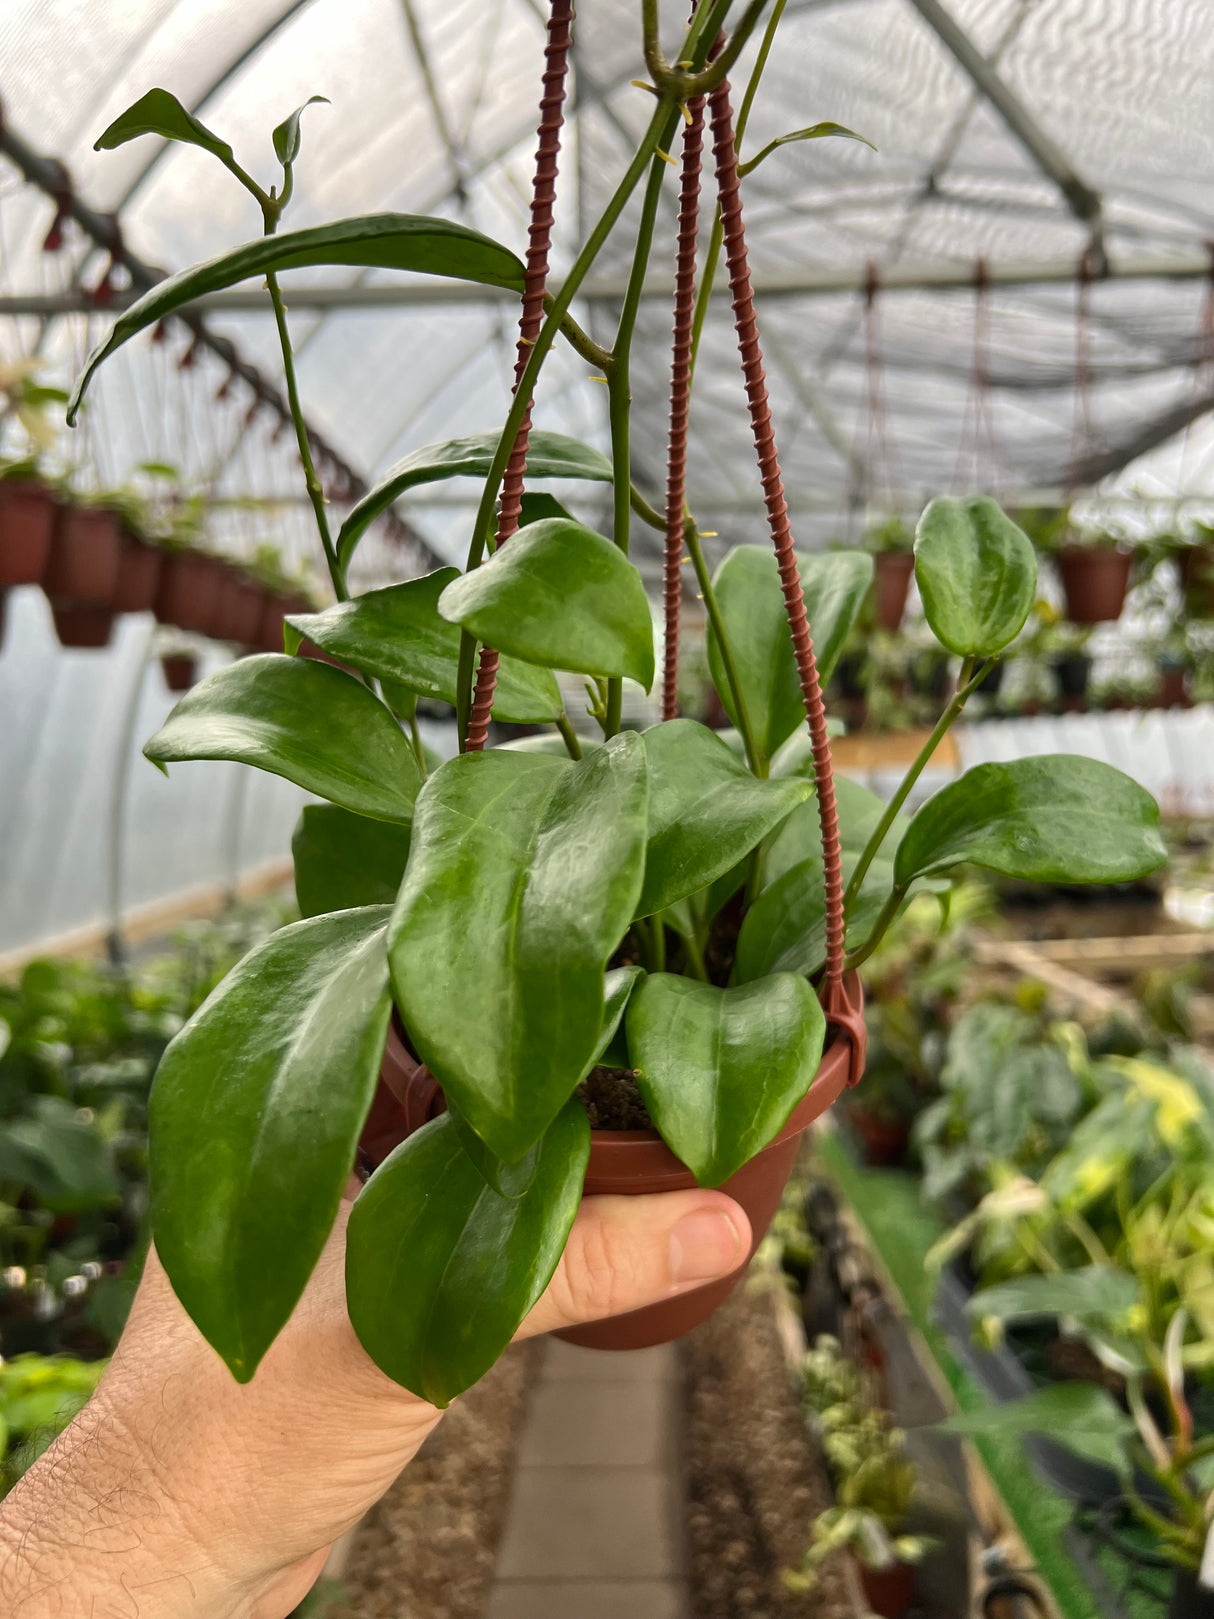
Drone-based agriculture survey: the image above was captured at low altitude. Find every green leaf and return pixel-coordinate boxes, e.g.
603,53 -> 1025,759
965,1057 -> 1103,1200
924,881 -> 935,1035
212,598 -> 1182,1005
285,573 -> 563,724
940,1382 -> 1135,1478
636,719 -> 812,918
519,492 -> 574,527
0,1097 -> 118,1214
273,96 -> 328,167
708,548 -> 873,763
438,518 -> 655,691
291,804 -> 409,918
894,756 -> 1168,887
914,497 -> 1036,658
346,1101 -> 589,1405
144,653 -> 421,824
389,737 -> 649,1161
336,432 -> 612,570
69,216 -> 524,423
94,88 -> 235,165
582,964 -> 645,1080
735,851 -> 897,982
150,908 -> 392,1381
968,1267 -> 1140,1326
738,120 -> 876,178
627,973 -> 826,1186
763,774 -> 906,890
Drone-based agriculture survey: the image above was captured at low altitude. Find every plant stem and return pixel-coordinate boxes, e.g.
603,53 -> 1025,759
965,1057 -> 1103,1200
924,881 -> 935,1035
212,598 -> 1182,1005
642,0 -> 665,78
683,926 -> 709,982
408,710 -> 427,777
556,713 -> 583,760
685,521 -> 762,773
842,657 -> 982,914
652,915 -> 667,972
843,884 -> 907,973
264,274 -> 345,600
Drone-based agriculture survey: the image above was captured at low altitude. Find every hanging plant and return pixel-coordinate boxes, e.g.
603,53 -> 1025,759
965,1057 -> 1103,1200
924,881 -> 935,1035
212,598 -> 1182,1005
69,9 -> 1168,1408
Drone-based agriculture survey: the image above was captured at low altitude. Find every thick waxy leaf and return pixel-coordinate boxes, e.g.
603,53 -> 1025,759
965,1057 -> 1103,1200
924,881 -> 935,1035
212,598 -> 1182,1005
69,216 -> 524,422
144,654 -> 420,824
346,1101 -> 589,1405
941,1383 -> 1135,1478
292,804 -> 409,917
389,737 -> 649,1161
914,497 -> 1036,657
627,973 -> 826,1186
735,851 -> 896,982
438,518 -> 655,691
583,965 -> 645,1079
273,96 -> 328,166
336,432 -> 612,569
763,774 -> 906,890
285,574 -> 563,724
635,720 -> 812,918
708,548 -> 873,763
151,908 -> 392,1380
895,756 -> 1167,887
95,88 -> 235,164
968,1267 -> 1140,1326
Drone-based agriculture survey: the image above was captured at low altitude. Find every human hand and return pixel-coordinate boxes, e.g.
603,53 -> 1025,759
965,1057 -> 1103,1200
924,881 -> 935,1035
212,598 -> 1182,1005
0,1186 -> 748,1618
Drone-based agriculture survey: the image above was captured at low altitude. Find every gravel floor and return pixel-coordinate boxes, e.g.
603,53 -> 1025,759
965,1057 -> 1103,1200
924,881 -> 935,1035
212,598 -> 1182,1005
679,1279 -> 854,1619
329,1340 -> 540,1619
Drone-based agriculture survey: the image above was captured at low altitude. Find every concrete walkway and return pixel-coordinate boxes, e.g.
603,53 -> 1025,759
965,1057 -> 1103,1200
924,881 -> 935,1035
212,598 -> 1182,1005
485,1337 -> 689,1619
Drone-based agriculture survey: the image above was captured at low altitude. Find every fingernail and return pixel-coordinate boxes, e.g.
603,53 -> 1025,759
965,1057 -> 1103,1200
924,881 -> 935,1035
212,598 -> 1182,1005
669,1208 -> 744,1286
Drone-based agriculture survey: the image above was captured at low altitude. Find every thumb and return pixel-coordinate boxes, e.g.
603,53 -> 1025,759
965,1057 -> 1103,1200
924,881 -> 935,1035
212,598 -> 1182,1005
519,1190 -> 750,1339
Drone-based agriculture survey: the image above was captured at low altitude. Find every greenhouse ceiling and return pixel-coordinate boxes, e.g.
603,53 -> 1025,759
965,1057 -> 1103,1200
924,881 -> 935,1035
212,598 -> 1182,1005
2,0 -> 1214,583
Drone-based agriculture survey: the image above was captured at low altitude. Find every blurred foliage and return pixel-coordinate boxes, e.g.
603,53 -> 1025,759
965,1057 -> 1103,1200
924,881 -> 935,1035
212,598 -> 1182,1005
0,1353 -> 105,1497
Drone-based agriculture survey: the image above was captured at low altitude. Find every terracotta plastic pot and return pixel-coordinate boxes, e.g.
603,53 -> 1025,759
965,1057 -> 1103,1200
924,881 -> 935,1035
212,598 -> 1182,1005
0,480 -> 57,585
856,1555 -> 916,1619
359,976 -> 864,1352
43,506 -> 122,605
1056,545 -> 1132,624
155,550 -> 225,635
217,572 -> 264,646
873,552 -> 915,632
160,653 -> 199,692
51,604 -> 115,648
846,1103 -> 910,1167
111,532 -> 162,613
1052,651 -> 1091,706
1178,545 -> 1214,619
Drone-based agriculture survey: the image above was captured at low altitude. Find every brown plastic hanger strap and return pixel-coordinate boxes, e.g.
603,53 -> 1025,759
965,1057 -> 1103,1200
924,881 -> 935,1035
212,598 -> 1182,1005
708,78 -> 851,1014
465,0 -> 573,752
661,94 -> 708,721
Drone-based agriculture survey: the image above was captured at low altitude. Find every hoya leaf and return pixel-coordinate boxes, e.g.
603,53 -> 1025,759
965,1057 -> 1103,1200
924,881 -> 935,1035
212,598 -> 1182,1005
336,432 -> 612,570
581,964 -> 646,1081
94,88 -> 235,166
150,908 -> 392,1381
914,497 -> 1036,658
444,1098 -> 540,1200
438,518 -> 655,691
636,719 -> 812,918
894,756 -> 1168,887
389,737 -> 648,1162
707,548 -> 873,764
144,653 -> 420,824
763,773 -> 907,890
968,1267 -> 1140,1327
738,120 -> 876,178
286,574 -> 563,723
291,804 -> 410,918
941,1382 -> 1135,1479
627,972 -> 825,1186
273,96 -> 329,167
346,1101 -> 589,1405
69,217 -> 524,422
735,850 -> 902,982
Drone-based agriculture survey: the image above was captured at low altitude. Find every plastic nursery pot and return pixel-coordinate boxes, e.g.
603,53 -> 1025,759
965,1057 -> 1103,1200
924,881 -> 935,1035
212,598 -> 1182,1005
1155,665 -> 1190,709
1055,545 -> 1133,624
154,550 -> 225,636
43,505 -> 122,605
1170,1568 -> 1214,1619
1178,545 -> 1214,619
0,479 -> 57,585
216,572 -> 264,647
872,552 -> 916,632
360,976 -> 864,1353
856,1555 -> 917,1619
845,1102 -> 910,1167
111,531 -> 162,613
1051,651 -> 1091,707
51,604 -> 115,648
159,653 -> 199,692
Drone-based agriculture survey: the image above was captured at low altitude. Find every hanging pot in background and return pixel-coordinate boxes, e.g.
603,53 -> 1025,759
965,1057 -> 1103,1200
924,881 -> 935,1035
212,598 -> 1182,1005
154,549 -> 225,636
872,552 -> 915,632
1178,545 -> 1214,619
111,531 -> 162,614
856,1555 -> 917,1619
1056,545 -> 1133,624
216,570 -> 264,646
51,605 -> 115,648
1155,661 -> 1190,709
1051,651 -> 1092,708
258,590 -> 306,653
159,652 -> 199,692
0,479 -> 57,586
43,505 -> 121,606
